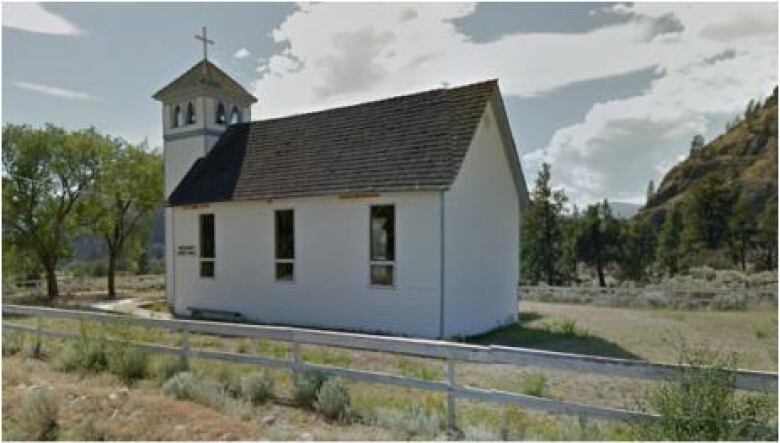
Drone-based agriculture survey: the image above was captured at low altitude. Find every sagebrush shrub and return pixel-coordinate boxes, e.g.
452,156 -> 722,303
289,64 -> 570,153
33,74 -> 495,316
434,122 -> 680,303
108,345 -> 149,385
2,332 -> 24,356
17,388 -> 59,441
240,372 -> 274,405
315,377 -> 350,421
375,404 -> 440,438
162,371 -> 226,410
293,371 -> 327,408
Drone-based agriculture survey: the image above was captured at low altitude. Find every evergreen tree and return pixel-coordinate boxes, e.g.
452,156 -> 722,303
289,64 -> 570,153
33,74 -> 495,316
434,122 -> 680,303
646,180 -> 655,203
690,134 -> 705,155
682,175 -> 738,251
728,200 -> 756,271
575,200 -> 621,287
520,163 -> 568,285
656,204 -> 684,276
755,200 -> 777,270
619,220 -> 657,282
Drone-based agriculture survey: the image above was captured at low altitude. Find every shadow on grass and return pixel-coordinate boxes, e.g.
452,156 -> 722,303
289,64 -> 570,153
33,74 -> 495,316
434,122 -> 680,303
469,311 -> 642,360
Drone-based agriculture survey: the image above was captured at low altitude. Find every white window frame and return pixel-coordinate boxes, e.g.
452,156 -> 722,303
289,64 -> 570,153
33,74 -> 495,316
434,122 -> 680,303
368,204 -> 395,289
274,208 -> 295,283
199,213 -> 215,279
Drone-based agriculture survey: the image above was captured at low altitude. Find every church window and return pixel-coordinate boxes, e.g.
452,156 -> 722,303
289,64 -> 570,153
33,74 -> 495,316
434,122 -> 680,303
275,209 -> 295,281
173,105 -> 182,128
186,102 -> 196,125
230,106 -> 241,124
199,214 -> 215,278
369,205 -> 395,287
216,102 -> 226,124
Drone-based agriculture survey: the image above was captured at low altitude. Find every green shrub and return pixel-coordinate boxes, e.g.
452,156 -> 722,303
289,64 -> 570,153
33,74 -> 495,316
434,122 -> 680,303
240,372 -> 274,405
315,377 -> 351,421
632,348 -> 777,441
152,356 -> 189,384
17,388 -> 59,440
162,372 -> 226,410
2,332 -> 25,356
56,326 -> 107,373
69,418 -> 107,441
107,345 -> 149,385
215,367 -> 242,398
520,372 -> 548,397
293,371 -> 327,408
548,317 -> 587,337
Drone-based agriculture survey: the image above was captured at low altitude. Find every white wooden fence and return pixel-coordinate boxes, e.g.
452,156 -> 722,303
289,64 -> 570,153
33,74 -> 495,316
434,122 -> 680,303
3,304 -> 777,430
519,285 -> 778,309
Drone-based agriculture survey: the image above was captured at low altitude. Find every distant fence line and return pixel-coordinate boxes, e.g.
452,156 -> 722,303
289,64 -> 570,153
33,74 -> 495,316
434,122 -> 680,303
3,304 -> 777,430
518,285 -> 778,310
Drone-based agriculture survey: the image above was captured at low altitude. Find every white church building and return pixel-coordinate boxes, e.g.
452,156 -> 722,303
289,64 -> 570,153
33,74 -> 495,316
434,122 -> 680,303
155,50 -> 528,338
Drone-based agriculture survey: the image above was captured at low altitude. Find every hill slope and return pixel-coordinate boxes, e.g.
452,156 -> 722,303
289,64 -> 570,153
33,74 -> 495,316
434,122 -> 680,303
638,90 -> 778,226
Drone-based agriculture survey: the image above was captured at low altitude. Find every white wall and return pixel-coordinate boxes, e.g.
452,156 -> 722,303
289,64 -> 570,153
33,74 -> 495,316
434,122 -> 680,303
170,192 -> 443,337
442,101 -> 520,337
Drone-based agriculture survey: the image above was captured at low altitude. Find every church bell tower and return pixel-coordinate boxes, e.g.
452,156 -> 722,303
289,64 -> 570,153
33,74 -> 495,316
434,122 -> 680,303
153,27 -> 258,198
154,28 -> 257,307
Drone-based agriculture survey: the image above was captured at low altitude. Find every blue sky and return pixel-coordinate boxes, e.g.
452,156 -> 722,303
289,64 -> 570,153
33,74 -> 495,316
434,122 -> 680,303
3,2 -> 777,205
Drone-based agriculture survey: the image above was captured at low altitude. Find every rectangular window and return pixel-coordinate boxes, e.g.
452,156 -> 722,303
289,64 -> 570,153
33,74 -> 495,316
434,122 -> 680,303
199,214 -> 215,278
275,209 -> 295,281
370,205 -> 395,286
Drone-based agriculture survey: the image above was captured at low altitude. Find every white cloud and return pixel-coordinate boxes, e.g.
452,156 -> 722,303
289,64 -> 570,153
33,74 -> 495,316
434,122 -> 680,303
233,47 -> 251,59
13,81 -> 97,101
251,2 -> 777,205
2,2 -> 82,36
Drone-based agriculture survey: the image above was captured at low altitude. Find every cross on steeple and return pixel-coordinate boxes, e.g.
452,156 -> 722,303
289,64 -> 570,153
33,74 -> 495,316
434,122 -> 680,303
195,26 -> 214,62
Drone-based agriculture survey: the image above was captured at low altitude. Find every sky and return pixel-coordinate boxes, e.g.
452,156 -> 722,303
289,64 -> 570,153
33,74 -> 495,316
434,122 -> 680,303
2,2 -> 777,206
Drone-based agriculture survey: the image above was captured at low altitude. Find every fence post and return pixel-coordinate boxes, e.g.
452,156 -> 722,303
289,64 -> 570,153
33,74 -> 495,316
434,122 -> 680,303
292,337 -> 302,375
181,325 -> 190,365
446,354 -> 457,432
33,316 -> 43,357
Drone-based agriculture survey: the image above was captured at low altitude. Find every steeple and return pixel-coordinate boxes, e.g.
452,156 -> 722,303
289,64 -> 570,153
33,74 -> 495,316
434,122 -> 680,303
153,29 -> 257,198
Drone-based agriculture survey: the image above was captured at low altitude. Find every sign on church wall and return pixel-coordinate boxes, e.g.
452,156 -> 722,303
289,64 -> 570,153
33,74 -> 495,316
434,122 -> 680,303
177,245 -> 196,256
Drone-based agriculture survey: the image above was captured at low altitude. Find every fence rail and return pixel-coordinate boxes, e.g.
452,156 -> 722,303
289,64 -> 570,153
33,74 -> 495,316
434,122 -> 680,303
3,304 -> 776,429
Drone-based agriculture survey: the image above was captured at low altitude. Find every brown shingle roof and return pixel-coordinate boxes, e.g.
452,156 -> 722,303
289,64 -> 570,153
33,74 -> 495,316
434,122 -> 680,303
168,80 -> 522,205
153,60 -> 257,104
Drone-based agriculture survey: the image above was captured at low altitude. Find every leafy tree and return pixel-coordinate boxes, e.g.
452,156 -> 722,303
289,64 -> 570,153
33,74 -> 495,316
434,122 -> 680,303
690,134 -> 705,155
82,141 -> 162,298
575,200 -> 621,287
619,220 -> 657,282
2,124 -> 104,298
682,175 -> 738,251
755,200 -> 777,270
656,204 -> 684,276
728,200 -> 756,271
521,163 -> 568,285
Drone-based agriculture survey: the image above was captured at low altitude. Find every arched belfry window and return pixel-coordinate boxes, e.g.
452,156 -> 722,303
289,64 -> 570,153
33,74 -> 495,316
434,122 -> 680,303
230,106 -> 241,124
172,105 -> 182,128
186,102 -> 196,125
216,102 -> 226,125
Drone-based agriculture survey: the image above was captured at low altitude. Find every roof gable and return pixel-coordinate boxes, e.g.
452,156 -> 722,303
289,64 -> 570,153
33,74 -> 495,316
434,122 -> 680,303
153,60 -> 257,104
168,80 -> 525,205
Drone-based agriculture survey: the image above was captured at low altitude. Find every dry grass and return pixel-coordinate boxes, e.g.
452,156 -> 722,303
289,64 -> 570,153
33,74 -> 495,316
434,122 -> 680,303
3,297 -> 775,440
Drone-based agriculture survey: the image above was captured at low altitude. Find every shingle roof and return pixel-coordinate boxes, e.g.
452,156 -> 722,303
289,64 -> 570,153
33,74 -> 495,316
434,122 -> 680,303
153,60 -> 257,104
168,80 -> 522,205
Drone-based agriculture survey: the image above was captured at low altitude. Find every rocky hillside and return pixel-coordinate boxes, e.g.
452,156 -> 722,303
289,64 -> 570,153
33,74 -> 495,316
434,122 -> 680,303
638,89 -> 778,226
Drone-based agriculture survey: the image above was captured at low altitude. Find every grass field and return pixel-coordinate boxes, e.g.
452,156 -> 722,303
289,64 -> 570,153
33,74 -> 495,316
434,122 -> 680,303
2,293 -> 776,440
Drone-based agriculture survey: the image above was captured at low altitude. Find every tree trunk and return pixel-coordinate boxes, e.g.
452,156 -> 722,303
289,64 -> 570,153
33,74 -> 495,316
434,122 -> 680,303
596,260 -> 606,288
44,262 -> 58,299
107,253 -> 117,299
